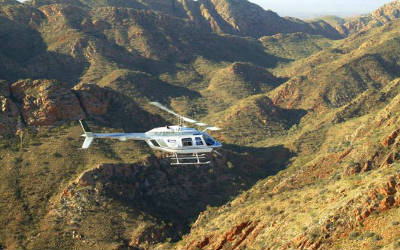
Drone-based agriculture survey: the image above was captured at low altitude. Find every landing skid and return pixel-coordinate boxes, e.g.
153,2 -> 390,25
169,153 -> 211,165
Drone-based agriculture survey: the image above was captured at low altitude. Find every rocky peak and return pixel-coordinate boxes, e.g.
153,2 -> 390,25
372,0 -> 400,19
337,0 -> 400,36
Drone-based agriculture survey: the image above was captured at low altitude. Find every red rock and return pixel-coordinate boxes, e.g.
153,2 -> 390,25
381,129 -> 400,147
74,83 -> 112,116
360,210 -> 371,220
11,79 -> 85,126
343,163 -> 361,176
338,148 -> 352,161
377,184 -> 396,196
379,196 -> 395,210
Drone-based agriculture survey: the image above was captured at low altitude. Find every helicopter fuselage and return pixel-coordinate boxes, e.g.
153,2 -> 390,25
144,125 -> 222,154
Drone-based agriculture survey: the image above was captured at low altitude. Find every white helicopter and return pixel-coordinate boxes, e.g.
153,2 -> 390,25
79,102 -> 222,165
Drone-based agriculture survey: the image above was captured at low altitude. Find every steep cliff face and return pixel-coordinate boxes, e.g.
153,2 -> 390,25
10,79 -> 85,126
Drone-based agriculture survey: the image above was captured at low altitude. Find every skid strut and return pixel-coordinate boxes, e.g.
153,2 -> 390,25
170,153 -> 210,165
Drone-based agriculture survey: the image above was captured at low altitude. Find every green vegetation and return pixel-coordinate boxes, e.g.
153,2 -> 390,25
260,32 -> 335,60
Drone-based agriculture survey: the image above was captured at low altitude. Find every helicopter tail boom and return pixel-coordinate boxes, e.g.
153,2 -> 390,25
79,120 -> 149,149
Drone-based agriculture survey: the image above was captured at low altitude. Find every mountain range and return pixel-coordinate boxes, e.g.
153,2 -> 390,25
1,0 -> 400,249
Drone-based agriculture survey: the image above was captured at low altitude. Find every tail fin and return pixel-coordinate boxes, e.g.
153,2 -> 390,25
79,120 -> 91,133
79,120 -> 94,149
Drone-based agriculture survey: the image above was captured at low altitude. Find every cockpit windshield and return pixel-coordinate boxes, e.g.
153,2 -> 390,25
202,133 -> 216,146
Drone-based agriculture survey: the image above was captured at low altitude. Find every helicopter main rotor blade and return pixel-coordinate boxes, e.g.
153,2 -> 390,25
150,102 -> 212,127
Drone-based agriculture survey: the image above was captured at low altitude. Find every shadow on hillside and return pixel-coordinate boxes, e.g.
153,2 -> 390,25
135,39 -> 291,75
89,20 -> 291,76
102,71 -> 202,103
95,143 -> 293,241
0,16 -> 88,85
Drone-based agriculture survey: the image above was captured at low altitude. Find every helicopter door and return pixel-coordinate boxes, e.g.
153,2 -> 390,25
182,138 -> 193,147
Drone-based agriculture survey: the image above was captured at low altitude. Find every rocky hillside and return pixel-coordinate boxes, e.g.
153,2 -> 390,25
169,8 -> 400,250
27,0 -> 345,39
2,0 -> 400,249
314,1 -> 400,37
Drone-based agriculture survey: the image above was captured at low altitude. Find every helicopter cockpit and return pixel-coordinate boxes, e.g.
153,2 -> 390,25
202,133 -> 218,146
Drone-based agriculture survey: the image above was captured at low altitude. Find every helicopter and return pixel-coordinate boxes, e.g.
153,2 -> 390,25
79,102 -> 222,165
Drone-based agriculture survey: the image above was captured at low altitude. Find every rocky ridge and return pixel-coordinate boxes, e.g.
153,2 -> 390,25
28,0 -> 345,39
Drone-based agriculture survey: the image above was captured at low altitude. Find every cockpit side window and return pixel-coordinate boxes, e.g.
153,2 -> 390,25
195,137 -> 204,146
150,139 -> 160,147
182,138 -> 193,147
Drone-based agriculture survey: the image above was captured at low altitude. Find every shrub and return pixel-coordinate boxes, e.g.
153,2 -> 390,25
53,152 -> 62,158
365,232 -> 375,238
349,231 -> 360,240
310,231 -> 319,240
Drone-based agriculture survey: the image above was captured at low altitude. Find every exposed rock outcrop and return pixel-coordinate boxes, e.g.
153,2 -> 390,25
74,83 -> 112,116
10,79 -> 85,126
0,80 -> 20,133
339,1 -> 400,36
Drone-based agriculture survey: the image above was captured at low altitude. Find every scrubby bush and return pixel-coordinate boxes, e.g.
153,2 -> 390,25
349,231 -> 360,240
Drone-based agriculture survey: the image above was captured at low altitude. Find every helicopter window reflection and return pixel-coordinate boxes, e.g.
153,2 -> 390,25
182,138 -> 193,147
157,139 -> 168,147
150,140 -> 160,147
